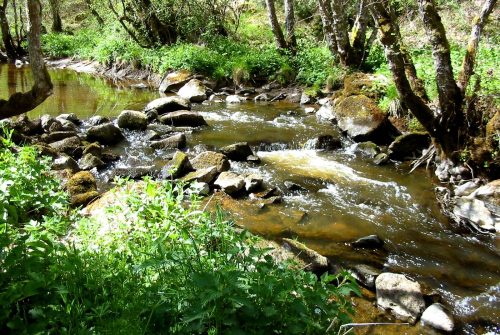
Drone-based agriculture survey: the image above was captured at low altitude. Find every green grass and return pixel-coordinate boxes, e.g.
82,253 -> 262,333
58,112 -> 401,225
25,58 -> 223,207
0,130 -> 359,334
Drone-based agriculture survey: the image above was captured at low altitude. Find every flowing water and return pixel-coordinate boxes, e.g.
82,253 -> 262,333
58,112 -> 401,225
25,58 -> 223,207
2,64 -> 499,333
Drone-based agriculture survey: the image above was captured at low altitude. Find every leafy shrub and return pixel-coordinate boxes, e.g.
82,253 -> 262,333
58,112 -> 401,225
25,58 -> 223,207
294,40 -> 335,86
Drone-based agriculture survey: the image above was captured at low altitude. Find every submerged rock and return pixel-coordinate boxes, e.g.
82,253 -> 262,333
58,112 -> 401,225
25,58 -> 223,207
160,151 -> 193,179
117,110 -> 148,130
351,235 -> 384,249
144,96 -> 191,115
421,303 -> 455,332
220,142 -> 254,161
191,151 -> 230,173
159,70 -> 192,93
178,79 -> 207,102
159,111 -> 208,127
355,141 -> 380,158
334,95 -> 400,145
349,264 -> 381,289
226,95 -> 242,104
388,132 -> 431,161
282,238 -> 329,275
87,123 -> 124,145
150,133 -> 187,150
373,153 -> 389,165
375,272 -> 425,323
214,172 -> 245,195
304,135 -> 341,151
284,181 -> 305,192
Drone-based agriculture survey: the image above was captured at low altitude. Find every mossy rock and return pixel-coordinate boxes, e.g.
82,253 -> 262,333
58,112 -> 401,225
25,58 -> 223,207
66,171 -> 97,195
191,151 -> 230,173
343,73 -> 389,100
82,142 -> 102,157
388,132 -> 431,161
334,95 -> 400,144
71,191 -> 99,208
486,111 -> 499,147
160,151 -> 193,179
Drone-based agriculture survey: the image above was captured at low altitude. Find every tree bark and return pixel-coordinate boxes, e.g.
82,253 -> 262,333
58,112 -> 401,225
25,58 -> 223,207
265,0 -> 287,50
330,0 -> 352,66
83,0 -> 104,25
0,0 -> 21,59
0,0 -> 53,120
48,0 -> 63,32
284,0 -> 297,54
317,0 -> 338,57
457,0 -> 497,94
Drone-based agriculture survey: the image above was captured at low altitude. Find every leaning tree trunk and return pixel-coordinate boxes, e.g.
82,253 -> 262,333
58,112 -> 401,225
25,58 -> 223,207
0,0 -> 21,59
0,0 -> 53,120
457,0 -> 497,95
48,0 -> 63,32
284,0 -> 297,54
265,0 -> 287,50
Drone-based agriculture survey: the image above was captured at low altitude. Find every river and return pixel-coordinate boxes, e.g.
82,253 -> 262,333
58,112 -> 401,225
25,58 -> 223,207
1,64 -> 499,333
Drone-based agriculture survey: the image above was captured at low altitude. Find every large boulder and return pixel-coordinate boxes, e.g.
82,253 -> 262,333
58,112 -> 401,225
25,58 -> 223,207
388,132 -> 431,161
160,151 -> 193,179
117,110 -> 148,130
178,79 -> 207,103
144,96 -> 191,115
220,142 -> 254,161
214,172 -> 245,195
86,123 -> 124,145
343,72 -> 389,100
421,303 -> 455,332
150,133 -> 187,150
159,70 -> 192,93
375,273 -> 426,323
49,136 -> 82,156
334,95 -> 400,144
452,180 -> 499,233
66,171 -> 99,207
191,151 -> 230,173
159,111 -> 208,127
304,135 -> 341,150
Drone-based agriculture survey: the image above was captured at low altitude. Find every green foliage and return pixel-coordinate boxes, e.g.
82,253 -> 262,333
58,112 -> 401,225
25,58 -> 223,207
0,136 -> 358,334
294,39 -> 336,86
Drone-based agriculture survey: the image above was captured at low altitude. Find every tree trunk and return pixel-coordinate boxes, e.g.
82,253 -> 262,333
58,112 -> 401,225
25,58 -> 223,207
457,0 -> 497,94
137,0 -> 176,45
284,0 -> 297,54
265,0 -> 287,50
0,0 -> 20,59
83,0 -> 104,25
330,0 -> 352,66
0,0 -> 53,120
317,0 -> 338,57
48,0 -> 63,32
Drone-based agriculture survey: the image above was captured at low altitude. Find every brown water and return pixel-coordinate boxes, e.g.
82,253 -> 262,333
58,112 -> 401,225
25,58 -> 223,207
2,64 -> 499,333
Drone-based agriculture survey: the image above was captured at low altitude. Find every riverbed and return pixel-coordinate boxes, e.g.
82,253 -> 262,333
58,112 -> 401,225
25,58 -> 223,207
2,64 -> 499,333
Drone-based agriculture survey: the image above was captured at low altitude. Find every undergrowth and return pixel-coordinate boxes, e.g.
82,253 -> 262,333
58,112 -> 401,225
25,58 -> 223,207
0,131 -> 359,334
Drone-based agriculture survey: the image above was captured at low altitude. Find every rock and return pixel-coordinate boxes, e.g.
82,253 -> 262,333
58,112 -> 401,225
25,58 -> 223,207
58,118 -> 79,132
87,115 -> 110,126
243,173 -> 263,192
145,129 -> 162,141
372,152 -> 389,165
316,102 -> 335,122
375,273 -> 426,323
226,95 -> 242,103
79,153 -> 106,170
57,113 -> 81,125
181,166 -> 218,184
131,83 -> 148,89
246,155 -> 261,164
334,95 -> 400,145
159,111 -> 208,127
454,180 -> 481,197
351,235 -> 384,249
112,166 -> 157,180
160,151 -> 193,179
236,87 -> 255,95
355,141 -> 381,158
300,92 -> 315,105
49,136 -> 82,156
388,132 -> 431,161
220,142 -> 254,161
52,154 -> 80,172
343,72 -> 389,100
453,180 -> 499,233
40,115 -> 59,132
42,131 -> 78,143
66,171 -> 98,207
11,115 -> 42,135
258,196 -> 283,205
101,150 -> 120,163
159,70 -> 192,93
254,93 -> 271,102
145,109 -> 159,122
48,120 -> 64,133
82,142 -> 102,157
349,264 -> 381,289
282,238 -> 329,274
187,181 -> 210,196
304,107 -> 316,114
87,123 -> 124,145
33,144 -> 59,158
304,135 -> 341,150
284,181 -> 305,192
435,159 -> 453,182
150,133 -> 187,150
191,151 -> 230,173
144,96 -> 191,115
251,187 -> 280,199
421,303 -> 454,332
178,79 -> 207,102
117,110 -> 148,130
214,172 -> 245,195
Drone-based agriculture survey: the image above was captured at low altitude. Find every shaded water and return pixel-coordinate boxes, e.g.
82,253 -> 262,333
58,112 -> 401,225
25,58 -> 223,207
2,65 -> 499,332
